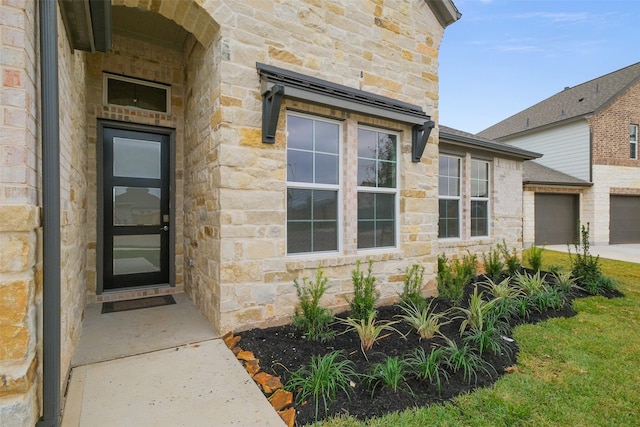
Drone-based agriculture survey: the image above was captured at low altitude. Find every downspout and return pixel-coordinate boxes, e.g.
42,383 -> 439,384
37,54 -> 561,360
37,0 -> 61,426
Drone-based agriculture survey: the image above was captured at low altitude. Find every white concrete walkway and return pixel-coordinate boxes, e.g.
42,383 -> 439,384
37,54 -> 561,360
544,244 -> 640,264
62,293 -> 284,427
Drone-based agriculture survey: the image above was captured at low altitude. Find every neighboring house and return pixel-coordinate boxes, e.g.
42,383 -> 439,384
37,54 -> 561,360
2,1 -> 464,424
479,62 -> 640,247
437,126 -> 540,258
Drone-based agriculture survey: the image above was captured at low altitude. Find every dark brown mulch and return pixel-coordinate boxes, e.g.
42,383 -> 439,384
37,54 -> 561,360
238,273 -> 622,426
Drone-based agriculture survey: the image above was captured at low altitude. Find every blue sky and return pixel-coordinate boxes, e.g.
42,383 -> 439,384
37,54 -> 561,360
439,0 -> 640,134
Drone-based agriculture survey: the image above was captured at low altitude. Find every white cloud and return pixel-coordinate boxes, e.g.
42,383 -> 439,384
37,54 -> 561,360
515,12 -> 589,23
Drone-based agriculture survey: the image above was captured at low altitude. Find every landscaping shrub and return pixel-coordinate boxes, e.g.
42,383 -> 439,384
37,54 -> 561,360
338,312 -> 403,359
441,338 -> 495,384
482,246 -> 504,281
498,240 -> 521,276
396,299 -> 450,340
405,347 -> 448,394
437,253 -> 475,305
366,356 -> 411,395
400,264 -> 425,308
348,259 -> 379,320
569,223 -> 602,284
292,266 -> 334,342
526,245 -> 544,271
285,350 -> 357,422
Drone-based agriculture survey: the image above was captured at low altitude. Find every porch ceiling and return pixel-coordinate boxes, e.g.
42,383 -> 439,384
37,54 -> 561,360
112,6 -> 189,51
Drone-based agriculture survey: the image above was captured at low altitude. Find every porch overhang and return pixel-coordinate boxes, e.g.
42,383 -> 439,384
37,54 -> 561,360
59,0 -> 112,53
257,63 -> 434,162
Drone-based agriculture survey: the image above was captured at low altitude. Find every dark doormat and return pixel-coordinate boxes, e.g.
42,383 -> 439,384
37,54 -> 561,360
101,295 -> 176,314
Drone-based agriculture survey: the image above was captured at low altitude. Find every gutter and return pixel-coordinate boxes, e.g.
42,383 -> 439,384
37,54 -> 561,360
37,0 -> 61,426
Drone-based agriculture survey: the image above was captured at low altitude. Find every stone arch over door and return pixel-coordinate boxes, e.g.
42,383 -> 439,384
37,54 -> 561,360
111,0 -> 219,47
85,0 -> 225,332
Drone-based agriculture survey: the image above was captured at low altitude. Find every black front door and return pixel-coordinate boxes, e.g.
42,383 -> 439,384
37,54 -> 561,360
102,126 -> 170,290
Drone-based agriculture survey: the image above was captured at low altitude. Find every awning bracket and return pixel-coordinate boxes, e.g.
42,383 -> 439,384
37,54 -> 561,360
412,120 -> 435,162
262,84 -> 285,144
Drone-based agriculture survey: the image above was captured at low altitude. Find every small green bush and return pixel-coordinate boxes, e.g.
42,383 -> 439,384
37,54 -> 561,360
441,338 -> 495,384
396,299 -> 450,340
292,266 -> 334,342
482,246 -> 504,281
400,264 -> 425,308
348,259 -> 379,320
437,253 -> 475,305
526,245 -> 544,271
498,240 -> 521,275
569,223 -> 602,284
285,350 -> 357,422
405,347 -> 448,393
366,356 -> 412,395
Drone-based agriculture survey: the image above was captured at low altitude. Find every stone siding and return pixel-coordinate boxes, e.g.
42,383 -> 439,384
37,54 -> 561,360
438,153 -> 525,263
0,0 -> 39,424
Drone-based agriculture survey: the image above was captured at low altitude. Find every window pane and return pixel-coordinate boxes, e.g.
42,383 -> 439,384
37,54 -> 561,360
378,133 -> 396,161
357,221 -> 374,249
287,189 -> 312,220
287,150 -> 313,183
314,221 -> 337,252
315,121 -> 339,154
287,222 -> 312,253
114,187 -> 161,225
113,235 -> 161,275
313,190 -> 337,220
377,161 -> 396,188
315,153 -> 339,185
439,199 -> 459,238
113,137 -> 161,179
630,125 -> 638,142
358,192 -> 374,219
439,156 -> 449,175
377,220 -> 395,247
376,193 -> 395,220
287,116 -> 313,150
358,129 -> 377,158
631,143 -> 637,159
107,78 -> 167,113
471,200 -> 488,237
134,83 -> 168,112
358,159 -> 377,186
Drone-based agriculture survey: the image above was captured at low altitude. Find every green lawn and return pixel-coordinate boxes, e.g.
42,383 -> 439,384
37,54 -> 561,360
320,250 -> 640,427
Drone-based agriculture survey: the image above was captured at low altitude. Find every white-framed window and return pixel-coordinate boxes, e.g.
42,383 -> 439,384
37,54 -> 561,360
470,159 -> 490,237
357,127 -> 398,249
438,155 -> 461,238
630,124 -> 638,160
286,113 -> 341,254
103,73 -> 171,114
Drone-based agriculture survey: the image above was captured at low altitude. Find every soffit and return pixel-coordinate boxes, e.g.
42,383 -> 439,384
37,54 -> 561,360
111,6 -> 189,51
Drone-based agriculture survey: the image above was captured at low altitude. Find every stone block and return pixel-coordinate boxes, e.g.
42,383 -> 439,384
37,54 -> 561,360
0,205 -> 38,232
0,233 -> 34,272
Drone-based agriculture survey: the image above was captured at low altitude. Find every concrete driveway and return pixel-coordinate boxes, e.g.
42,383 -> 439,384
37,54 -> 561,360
543,244 -> 640,264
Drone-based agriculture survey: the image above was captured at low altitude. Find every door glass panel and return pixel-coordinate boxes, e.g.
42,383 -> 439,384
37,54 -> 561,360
113,137 -> 161,179
113,235 -> 161,275
114,187 -> 161,225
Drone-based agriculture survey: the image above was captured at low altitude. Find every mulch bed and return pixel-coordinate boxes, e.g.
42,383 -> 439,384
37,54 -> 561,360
238,272 -> 623,425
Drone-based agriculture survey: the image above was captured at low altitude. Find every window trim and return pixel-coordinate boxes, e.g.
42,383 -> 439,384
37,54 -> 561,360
470,159 -> 490,238
285,112 -> 343,256
103,73 -> 172,114
630,124 -> 638,160
356,125 -> 400,251
438,154 -> 462,239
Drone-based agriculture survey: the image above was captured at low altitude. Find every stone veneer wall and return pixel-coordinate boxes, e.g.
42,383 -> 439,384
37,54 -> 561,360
84,33 -> 186,301
196,0 -> 445,333
0,0 -> 40,424
183,33 -> 223,330
438,154 -> 525,261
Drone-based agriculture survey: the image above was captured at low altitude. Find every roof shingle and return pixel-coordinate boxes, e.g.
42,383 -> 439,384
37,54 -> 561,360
478,62 -> 640,140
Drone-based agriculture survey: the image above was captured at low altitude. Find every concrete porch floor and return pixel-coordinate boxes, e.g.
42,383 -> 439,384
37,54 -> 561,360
61,293 -> 284,426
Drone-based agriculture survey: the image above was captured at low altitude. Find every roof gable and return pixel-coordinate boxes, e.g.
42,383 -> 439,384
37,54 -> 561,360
478,62 -> 640,140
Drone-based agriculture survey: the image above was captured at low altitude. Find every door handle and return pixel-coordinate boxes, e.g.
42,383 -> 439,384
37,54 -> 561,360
160,225 -> 168,231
